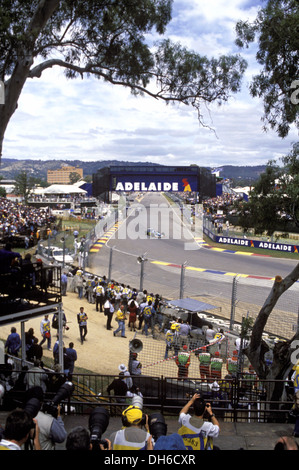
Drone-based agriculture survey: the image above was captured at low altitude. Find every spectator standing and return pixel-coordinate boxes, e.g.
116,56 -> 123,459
141,300 -> 155,337
94,282 -> 105,312
128,298 -> 138,332
61,271 -> 68,296
39,314 -> 52,351
205,324 -> 216,345
75,269 -> 84,299
77,307 -> 88,344
5,327 -> 21,357
65,342 -> 77,375
104,297 -> 115,330
27,338 -> 43,363
175,345 -> 191,380
25,328 -> 36,355
164,324 -> 177,359
198,348 -> 211,381
210,351 -> 223,381
113,305 -> 127,338
107,373 -> 128,405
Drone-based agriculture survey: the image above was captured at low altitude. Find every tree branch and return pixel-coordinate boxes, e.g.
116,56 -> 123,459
247,262 -> 299,377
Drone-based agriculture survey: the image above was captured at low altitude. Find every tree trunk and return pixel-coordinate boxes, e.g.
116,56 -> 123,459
0,0 -> 60,160
245,262 -> 299,402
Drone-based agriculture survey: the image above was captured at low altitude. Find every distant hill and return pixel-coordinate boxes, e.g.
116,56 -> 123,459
0,159 -> 161,180
0,159 -> 266,185
217,165 -> 267,186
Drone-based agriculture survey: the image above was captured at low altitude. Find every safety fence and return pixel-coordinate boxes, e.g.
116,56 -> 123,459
34,199 -> 299,344
0,366 -> 295,424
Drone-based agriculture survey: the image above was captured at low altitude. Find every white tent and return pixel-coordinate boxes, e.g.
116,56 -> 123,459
41,184 -> 87,195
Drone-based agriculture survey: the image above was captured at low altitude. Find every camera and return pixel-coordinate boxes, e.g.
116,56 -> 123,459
148,413 -> 167,442
24,397 -> 42,421
43,381 -> 74,418
89,407 -> 110,450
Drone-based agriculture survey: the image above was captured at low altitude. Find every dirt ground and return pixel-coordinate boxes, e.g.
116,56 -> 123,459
0,289 -> 139,376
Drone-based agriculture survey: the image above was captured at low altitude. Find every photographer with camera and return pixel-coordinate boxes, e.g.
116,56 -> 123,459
66,407 -> 111,450
28,382 -> 73,450
178,393 -> 220,450
0,408 -> 41,450
109,405 -> 150,450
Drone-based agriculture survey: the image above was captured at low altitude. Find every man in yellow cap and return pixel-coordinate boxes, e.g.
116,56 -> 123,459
109,405 -> 150,450
164,323 -> 177,359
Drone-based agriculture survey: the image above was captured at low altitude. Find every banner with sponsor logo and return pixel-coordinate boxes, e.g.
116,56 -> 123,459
203,227 -> 299,253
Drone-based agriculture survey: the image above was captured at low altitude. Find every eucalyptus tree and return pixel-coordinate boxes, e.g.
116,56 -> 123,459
235,0 -> 299,137
0,0 -> 247,160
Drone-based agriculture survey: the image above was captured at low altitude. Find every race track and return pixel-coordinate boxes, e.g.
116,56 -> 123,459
88,193 -> 298,340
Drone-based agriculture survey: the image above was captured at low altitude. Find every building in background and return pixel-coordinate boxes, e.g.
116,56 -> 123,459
47,165 -> 83,184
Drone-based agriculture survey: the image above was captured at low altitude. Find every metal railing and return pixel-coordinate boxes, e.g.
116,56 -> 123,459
0,366 -> 295,424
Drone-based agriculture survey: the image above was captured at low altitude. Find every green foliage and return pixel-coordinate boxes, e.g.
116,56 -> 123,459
235,0 -> 299,137
0,0 -> 247,157
240,316 -> 254,341
235,143 -> 299,235
13,170 -> 36,204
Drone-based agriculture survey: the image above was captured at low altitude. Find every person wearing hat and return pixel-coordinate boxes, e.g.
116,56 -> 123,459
164,323 -> 177,359
107,373 -> 128,405
175,345 -> 191,380
210,351 -> 223,381
75,269 -> 84,299
109,405 -> 150,450
226,350 -> 238,377
118,364 -> 133,390
198,347 -> 211,381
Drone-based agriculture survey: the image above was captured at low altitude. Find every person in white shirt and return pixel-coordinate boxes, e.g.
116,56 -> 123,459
0,409 -> 41,450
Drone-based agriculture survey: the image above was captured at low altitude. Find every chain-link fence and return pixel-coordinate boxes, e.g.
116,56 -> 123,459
35,200 -> 299,359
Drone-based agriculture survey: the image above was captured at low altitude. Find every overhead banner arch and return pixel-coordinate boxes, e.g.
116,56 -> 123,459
92,165 -> 216,202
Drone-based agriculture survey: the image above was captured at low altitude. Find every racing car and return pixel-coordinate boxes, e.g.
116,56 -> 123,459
146,228 -> 165,238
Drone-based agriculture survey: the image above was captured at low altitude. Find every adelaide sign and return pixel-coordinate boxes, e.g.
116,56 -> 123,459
112,174 -> 198,193
204,226 -> 299,254
92,165 -> 217,201
114,180 -> 193,192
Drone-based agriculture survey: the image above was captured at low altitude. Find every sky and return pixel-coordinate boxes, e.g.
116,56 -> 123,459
2,0 -> 298,168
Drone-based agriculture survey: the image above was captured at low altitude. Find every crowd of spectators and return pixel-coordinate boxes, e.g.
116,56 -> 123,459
0,197 -> 57,243
203,193 -> 243,218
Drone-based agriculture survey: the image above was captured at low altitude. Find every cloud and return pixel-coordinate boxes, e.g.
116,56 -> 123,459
2,0 -> 297,167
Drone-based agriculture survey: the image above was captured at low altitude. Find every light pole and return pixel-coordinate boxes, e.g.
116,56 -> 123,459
137,253 -> 148,292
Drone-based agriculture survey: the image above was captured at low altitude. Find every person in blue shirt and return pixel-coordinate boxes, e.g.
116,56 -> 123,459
61,272 -> 68,296
5,327 -> 21,357
0,243 -> 21,274
65,342 -> 77,375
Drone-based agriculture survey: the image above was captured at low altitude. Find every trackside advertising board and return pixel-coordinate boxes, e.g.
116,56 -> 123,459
204,226 -> 299,254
